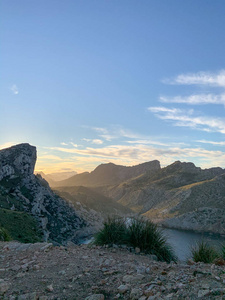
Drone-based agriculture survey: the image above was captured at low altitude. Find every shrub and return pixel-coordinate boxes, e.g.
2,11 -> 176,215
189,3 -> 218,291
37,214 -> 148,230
94,216 -> 177,263
94,216 -> 127,246
191,240 -> 219,263
0,227 -> 11,241
127,217 -> 177,263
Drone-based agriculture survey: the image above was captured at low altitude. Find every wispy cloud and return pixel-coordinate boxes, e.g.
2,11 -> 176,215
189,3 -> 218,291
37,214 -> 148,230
43,143 -> 225,170
196,140 -> 225,146
83,138 -> 103,144
11,84 -> 19,95
164,70 -> 225,87
148,106 -> 225,134
160,94 -> 225,105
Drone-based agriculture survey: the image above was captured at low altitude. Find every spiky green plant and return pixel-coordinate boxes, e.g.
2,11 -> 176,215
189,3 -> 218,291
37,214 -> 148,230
94,216 -> 127,246
126,217 -> 177,263
191,240 -> 219,263
94,216 -> 177,263
0,227 -> 11,241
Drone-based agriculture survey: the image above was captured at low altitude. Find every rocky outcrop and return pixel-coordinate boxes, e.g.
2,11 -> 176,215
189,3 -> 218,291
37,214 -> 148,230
0,143 -> 90,245
0,143 -> 36,180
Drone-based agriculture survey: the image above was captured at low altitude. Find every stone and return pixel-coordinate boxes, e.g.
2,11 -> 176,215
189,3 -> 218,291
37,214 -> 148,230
123,274 -> 145,284
0,280 -> 10,294
118,284 -> 129,294
17,292 -> 37,300
46,284 -> 54,292
130,288 -> 142,300
85,294 -> 105,300
197,289 -> 210,298
135,247 -> 141,254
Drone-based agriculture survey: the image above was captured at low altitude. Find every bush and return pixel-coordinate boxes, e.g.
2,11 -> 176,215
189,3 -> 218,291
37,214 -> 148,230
0,227 -> 11,241
127,217 -> 177,263
191,240 -> 219,263
94,216 -> 127,246
94,216 -> 177,263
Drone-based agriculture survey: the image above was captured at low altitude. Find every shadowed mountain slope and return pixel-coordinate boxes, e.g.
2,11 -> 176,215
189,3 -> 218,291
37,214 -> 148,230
0,143 -> 89,244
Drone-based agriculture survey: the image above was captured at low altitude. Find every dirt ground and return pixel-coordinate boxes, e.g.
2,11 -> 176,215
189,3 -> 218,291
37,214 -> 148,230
1,241 -> 225,300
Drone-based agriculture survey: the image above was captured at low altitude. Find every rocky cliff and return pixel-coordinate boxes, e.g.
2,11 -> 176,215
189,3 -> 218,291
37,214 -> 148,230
0,143 -> 90,244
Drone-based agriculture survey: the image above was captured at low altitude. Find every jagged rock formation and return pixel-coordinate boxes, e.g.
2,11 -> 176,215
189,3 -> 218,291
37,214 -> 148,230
0,143 -> 90,244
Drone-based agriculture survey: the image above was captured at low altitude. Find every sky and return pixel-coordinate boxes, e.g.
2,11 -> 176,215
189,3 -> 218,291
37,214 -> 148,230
1,0 -> 225,174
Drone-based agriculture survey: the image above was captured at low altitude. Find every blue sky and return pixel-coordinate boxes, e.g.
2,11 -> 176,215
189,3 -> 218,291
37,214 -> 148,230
1,0 -> 225,173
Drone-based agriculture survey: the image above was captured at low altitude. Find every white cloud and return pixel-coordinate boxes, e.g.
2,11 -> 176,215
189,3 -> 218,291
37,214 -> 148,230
60,142 -> 68,146
164,70 -> 225,87
160,94 -> 225,105
83,138 -> 103,144
70,142 -> 78,147
148,106 -> 225,134
92,139 -> 103,144
43,143 -> 225,169
11,84 -> 19,95
196,140 -> 225,146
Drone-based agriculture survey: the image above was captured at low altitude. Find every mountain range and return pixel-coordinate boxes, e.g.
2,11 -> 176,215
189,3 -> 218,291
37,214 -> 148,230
1,143 -> 225,243
51,159 -> 225,235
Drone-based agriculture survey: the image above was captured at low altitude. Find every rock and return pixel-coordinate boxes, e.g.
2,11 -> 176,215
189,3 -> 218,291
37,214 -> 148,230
118,284 -> 130,294
130,288 -> 142,299
85,294 -> 105,300
135,247 -> 141,254
46,284 -> 54,292
197,289 -> 210,298
17,292 -> 37,300
40,243 -> 53,252
0,279 -> 10,294
148,255 -> 158,261
123,274 -> 145,284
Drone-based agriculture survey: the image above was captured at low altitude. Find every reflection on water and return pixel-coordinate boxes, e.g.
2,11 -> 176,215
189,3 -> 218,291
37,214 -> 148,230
162,228 -> 225,261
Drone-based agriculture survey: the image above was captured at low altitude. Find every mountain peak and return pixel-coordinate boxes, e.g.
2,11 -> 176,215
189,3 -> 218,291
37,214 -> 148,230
0,143 -> 36,181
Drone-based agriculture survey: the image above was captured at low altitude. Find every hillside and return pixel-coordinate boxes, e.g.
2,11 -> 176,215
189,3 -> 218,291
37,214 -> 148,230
0,143 -> 91,244
96,161 -> 225,234
54,185 -> 132,215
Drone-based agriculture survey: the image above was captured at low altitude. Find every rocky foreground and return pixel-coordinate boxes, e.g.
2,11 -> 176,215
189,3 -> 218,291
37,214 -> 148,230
1,242 -> 225,299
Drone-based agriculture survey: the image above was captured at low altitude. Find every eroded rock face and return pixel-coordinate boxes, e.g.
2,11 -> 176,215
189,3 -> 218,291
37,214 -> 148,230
0,143 -> 36,180
0,143 -> 89,244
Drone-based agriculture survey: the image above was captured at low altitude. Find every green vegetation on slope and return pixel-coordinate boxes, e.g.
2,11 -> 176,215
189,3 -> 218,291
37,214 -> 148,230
0,227 -> 11,241
0,208 -> 42,243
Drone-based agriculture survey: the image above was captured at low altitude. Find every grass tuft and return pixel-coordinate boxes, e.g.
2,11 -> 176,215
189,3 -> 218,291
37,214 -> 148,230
191,240 -> 219,263
94,216 -> 127,246
94,216 -> 177,263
